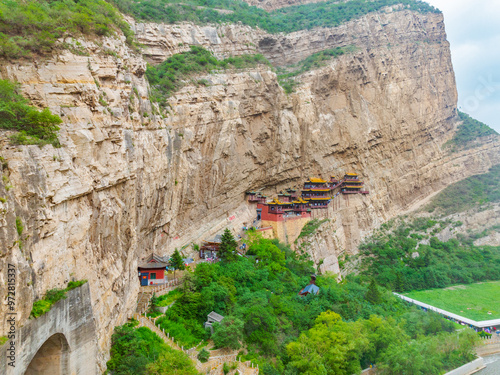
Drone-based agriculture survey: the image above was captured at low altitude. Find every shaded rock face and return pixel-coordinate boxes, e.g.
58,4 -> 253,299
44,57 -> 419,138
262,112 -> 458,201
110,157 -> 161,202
0,9 -> 499,371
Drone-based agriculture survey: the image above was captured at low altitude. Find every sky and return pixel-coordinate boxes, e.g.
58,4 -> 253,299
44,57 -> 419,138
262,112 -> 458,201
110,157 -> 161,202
425,0 -> 500,132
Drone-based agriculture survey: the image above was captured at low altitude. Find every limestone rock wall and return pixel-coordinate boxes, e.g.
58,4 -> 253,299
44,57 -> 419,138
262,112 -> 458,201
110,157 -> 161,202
0,8 -> 499,371
241,0 -> 328,11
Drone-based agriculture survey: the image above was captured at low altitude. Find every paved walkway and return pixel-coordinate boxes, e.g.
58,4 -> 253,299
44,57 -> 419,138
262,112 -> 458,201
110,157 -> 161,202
394,293 -> 500,329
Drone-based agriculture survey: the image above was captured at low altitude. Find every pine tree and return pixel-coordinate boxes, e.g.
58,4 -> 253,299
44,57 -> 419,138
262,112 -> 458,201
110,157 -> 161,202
394,272 -> 405,293
219,228 -> 238,262
170,248 -> 185,278
365,279 -> 382,304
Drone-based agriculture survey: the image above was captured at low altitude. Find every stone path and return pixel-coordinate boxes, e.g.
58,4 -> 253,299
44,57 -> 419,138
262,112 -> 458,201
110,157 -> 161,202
134,279 -> 258,374
135,313 -> 259,374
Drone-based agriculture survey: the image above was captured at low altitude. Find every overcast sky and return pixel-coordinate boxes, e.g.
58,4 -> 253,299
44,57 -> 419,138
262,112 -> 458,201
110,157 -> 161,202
425,0 -> 500,132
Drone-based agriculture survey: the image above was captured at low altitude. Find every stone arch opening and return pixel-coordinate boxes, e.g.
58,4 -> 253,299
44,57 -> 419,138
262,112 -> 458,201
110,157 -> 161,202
25,333 -> 70,375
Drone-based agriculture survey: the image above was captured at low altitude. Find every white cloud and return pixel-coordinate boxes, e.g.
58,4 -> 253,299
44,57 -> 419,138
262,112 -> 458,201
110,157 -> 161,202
426,0 -> 500,131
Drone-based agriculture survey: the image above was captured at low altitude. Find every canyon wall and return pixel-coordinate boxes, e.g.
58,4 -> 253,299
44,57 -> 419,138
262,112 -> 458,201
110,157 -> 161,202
1,7 -> 499,371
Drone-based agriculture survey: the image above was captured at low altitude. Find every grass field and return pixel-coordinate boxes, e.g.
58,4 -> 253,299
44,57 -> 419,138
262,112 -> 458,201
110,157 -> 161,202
404,281 -> 500,321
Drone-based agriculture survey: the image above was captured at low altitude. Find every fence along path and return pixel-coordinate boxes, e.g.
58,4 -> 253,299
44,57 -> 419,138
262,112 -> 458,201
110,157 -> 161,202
135,313 -> 259,374
135,278 -> 258,374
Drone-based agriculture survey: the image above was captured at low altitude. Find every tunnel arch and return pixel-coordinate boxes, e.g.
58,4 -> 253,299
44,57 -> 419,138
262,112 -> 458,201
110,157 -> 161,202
24,333 -> 70,375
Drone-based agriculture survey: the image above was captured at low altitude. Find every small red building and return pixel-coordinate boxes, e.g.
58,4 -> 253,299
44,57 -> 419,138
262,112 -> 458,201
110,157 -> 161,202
257,197 -> 311,221
138,253 -> 169,286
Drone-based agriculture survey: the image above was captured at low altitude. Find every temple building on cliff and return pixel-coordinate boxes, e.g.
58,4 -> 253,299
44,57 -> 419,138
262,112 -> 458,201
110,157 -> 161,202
338,173 -> 369,195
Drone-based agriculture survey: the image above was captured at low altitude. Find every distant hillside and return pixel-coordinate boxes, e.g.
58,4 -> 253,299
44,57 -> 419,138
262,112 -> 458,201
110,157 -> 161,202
446,111 -> 499,152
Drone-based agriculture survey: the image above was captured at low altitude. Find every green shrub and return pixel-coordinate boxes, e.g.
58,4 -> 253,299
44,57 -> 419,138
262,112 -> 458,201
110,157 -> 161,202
0,79 -> 61,147
197,348 -> 210,363
446,111 -> 498,151
15,216 -> 23,237
0,0 -> 135,58
111,0 -> 439,35
30,280 -> 87,318
156,288 -> 182,307
155,315 -> 207,348
359,216 -> 500,292
425,165 -> 500,215
298,219 -> 329,239
67,279 -> 88,290
146,46 -> 270,105
107,322 -> 198,375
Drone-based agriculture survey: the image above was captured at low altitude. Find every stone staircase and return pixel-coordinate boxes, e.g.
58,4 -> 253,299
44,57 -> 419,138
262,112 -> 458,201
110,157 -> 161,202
135,313 -> 259,375
136,290 -> 152,315
134,279 -> 258,375
135,278 -> 181,315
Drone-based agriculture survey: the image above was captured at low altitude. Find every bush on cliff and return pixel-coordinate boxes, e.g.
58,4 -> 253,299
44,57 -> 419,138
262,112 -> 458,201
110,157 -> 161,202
145,46 -> 270,105
30,280 -> 87,318
111,0 -> 440,34
0,0 -> 135,58
0,79 -> 61,147
446,111 -> 498,152
425,164 -> 500,215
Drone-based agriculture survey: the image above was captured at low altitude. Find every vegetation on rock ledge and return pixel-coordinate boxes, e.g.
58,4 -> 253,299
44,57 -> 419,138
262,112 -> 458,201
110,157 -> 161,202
0,0 -> 135,59
146,46 -> 270,106
0,79 -> 61,147
425,164 -> 500,215
30,280 -> 88,318
278,46 -> 358,93
111,0 -> 439,34
446,111 -> 498,151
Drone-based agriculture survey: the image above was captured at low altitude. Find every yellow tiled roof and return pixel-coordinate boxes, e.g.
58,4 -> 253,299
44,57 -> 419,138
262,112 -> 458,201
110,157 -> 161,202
302,189 -> 331,192
345,173 -> 358,176
267,198 -> 292,205
292,198 -> 308,204
308,177 -> 327,183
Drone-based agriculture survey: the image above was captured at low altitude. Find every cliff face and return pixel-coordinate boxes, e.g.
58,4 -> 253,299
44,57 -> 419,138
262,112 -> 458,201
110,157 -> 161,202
239,0 -> 328,11
1,8 -> 499,370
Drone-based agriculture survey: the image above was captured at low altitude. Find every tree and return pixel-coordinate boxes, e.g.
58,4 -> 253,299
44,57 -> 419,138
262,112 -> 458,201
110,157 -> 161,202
212,316 -> 244,350
146,349 -> 198,375
171,249 -> 185,278
218,228 -> 238,262
394,272 -> 405,293
365,279 -> 382,304
286,311 -> 367,375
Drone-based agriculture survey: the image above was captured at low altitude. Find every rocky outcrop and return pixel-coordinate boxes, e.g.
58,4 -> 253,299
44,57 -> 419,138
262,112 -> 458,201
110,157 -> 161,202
133,8 -> 447,67
241,0 -> 328,11
1,8 -> 499,371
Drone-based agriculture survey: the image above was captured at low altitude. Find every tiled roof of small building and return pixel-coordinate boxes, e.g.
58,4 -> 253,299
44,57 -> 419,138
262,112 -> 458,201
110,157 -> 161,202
302,284 -> 320,295
208,311 -> 224,322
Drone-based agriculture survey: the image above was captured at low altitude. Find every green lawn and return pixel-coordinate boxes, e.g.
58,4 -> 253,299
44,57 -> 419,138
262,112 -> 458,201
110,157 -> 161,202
404,281 -> 500,321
